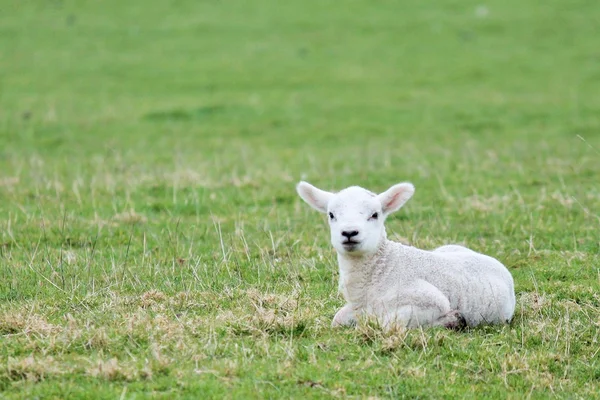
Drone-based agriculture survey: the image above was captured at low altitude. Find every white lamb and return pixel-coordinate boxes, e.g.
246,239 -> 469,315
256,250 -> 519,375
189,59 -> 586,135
296,181 -> 516,330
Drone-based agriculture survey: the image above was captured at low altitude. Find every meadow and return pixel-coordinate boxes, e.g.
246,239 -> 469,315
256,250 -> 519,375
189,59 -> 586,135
1,0 -> 600,398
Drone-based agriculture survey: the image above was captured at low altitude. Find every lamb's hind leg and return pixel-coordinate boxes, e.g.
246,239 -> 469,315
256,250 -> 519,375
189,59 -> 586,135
383,305 -> 466,330
380,279 -> 464,330
434,310 -> 467,330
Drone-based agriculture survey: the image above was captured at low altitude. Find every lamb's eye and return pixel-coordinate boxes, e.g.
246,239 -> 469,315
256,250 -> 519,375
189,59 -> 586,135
328,212 -> 335,220
370,212 -> 379,220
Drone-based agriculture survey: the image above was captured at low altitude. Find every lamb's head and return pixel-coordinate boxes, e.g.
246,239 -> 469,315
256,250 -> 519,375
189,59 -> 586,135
296,181 -> 415,256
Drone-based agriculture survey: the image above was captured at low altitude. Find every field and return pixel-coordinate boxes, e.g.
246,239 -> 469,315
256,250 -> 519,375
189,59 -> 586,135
1,0 -> 600,398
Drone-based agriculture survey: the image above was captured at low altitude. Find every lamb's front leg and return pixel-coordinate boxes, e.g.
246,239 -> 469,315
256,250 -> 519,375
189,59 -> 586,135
332,304 -> 357,327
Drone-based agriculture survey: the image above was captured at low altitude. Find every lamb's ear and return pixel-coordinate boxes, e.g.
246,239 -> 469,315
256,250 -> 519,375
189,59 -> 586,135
377,183 -> 415,215
296,181 -> 333,213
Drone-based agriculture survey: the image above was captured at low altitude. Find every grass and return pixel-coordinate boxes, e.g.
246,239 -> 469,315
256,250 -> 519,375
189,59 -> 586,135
1,0 -> 600,398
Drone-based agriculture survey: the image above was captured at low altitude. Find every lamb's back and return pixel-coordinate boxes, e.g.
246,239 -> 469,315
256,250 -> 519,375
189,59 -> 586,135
371,241 -> 515,324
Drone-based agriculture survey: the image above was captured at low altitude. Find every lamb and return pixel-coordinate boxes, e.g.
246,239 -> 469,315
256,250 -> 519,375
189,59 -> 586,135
296,180 -> 516,330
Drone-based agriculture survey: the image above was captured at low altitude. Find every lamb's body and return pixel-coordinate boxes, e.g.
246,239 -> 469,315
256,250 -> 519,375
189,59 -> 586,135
296,180 -> 516,330
337,240 -> 515,328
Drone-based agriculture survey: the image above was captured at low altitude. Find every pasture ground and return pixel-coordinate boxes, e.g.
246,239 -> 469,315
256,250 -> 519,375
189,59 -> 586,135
1,0 -> 600,398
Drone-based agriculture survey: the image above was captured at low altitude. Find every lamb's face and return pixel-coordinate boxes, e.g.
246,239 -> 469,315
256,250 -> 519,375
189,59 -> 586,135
326,187 -> 384,255
297,181 -> 415,257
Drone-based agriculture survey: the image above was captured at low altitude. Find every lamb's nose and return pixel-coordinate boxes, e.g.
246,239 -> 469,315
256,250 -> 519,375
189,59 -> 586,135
341,230 -> 359,239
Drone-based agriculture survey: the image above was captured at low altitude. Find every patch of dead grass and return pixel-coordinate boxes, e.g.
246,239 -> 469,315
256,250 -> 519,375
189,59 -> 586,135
140,289 -> 167,308
222,289 -> 312,337
519,292 -> 548,313
112,209 -> 147,224
0,312 -> 59,336
87,358 -> 134,381
5,356 -> 66,382
0,177 -> 19,189
461,194 -> 514,213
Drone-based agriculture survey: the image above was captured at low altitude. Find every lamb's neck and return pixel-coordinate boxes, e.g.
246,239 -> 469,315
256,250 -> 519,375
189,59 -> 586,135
337,240 -> 391,306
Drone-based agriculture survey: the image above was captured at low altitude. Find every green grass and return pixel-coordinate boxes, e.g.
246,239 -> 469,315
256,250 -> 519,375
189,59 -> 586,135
1,0 -> 600,398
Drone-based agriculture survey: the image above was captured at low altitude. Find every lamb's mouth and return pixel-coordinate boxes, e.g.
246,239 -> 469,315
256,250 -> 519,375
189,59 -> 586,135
342,240 -> 360,251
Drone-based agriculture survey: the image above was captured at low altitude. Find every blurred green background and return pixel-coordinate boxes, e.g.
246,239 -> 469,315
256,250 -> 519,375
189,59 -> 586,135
1,0 -> 599,397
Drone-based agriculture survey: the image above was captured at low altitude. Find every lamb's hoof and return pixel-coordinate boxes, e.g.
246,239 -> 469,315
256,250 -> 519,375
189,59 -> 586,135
331,316 -> 357,328
443,311 -> 467,331
332,306 -> 357,327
